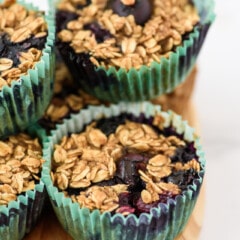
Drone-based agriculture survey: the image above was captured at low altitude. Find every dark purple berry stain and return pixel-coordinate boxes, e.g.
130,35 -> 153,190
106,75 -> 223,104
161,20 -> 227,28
163,169 -> 197,190
55,10 -> 79,33
95,114 -> 128,136
0,33 -> 47,68
56,10 -> 112,44
170,143 -> 197,164
134,195 -> 160,214
84,22 -> 113,43
108,0 -> 153,25
66,114 -> 200,215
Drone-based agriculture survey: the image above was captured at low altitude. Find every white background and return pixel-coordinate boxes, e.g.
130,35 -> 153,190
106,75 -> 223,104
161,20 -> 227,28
195,0 -> 240,239
30,0 -> 240,239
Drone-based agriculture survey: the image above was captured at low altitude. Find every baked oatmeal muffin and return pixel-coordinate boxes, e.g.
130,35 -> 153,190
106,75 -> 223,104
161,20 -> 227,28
55,0 -> 215,102
0,129 -> 46,240
41,102 -> 205,240
0,0 -> 55,137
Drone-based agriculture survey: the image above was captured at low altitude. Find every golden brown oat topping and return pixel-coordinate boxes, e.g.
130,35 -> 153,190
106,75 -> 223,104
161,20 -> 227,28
173,158 -> 201,172
0,133 -> 44,205
0,0 -> 47,89
70,184 -> 127,212
51,119 -> 200,212
57,0 -> 199,70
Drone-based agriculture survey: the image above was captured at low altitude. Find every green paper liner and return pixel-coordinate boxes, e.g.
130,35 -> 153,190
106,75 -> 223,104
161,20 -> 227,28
57,0 -> 215,103
0,0 -> 56,138
41,102 -> 205,240
0,125 -> 47,240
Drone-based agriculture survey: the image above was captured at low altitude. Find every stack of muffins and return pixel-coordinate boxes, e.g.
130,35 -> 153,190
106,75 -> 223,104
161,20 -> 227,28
0,0 -> 55,239
0,0 -> 215,239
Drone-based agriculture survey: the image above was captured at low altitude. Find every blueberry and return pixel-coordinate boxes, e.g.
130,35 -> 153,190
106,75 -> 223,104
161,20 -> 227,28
95,115 -> 129,136
115,152 -> 149,185
109,0 -> 153,25
164,169 -> 197,190
118,192 -> 131,206
171,144 -> 197,164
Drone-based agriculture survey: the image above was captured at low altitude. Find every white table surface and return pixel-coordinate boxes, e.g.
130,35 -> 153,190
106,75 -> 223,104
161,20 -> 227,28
195,0 -> 240,239
29,0 -> 240,239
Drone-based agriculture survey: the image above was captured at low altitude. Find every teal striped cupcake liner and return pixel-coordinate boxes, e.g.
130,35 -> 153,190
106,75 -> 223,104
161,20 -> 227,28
41,102 -> 205,240
0,183 -> 46,240
57,0 -> 215,103
0,0 -> 55,138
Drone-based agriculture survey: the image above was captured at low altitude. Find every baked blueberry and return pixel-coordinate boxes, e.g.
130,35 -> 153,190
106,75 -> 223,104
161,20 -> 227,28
109,0 -> 153,25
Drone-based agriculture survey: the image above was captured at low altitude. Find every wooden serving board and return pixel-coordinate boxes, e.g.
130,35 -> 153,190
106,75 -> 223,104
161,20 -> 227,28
24,103 -> 205,240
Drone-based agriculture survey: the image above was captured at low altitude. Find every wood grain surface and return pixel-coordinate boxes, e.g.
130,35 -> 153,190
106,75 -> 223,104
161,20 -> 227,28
24,103 -> 205,240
